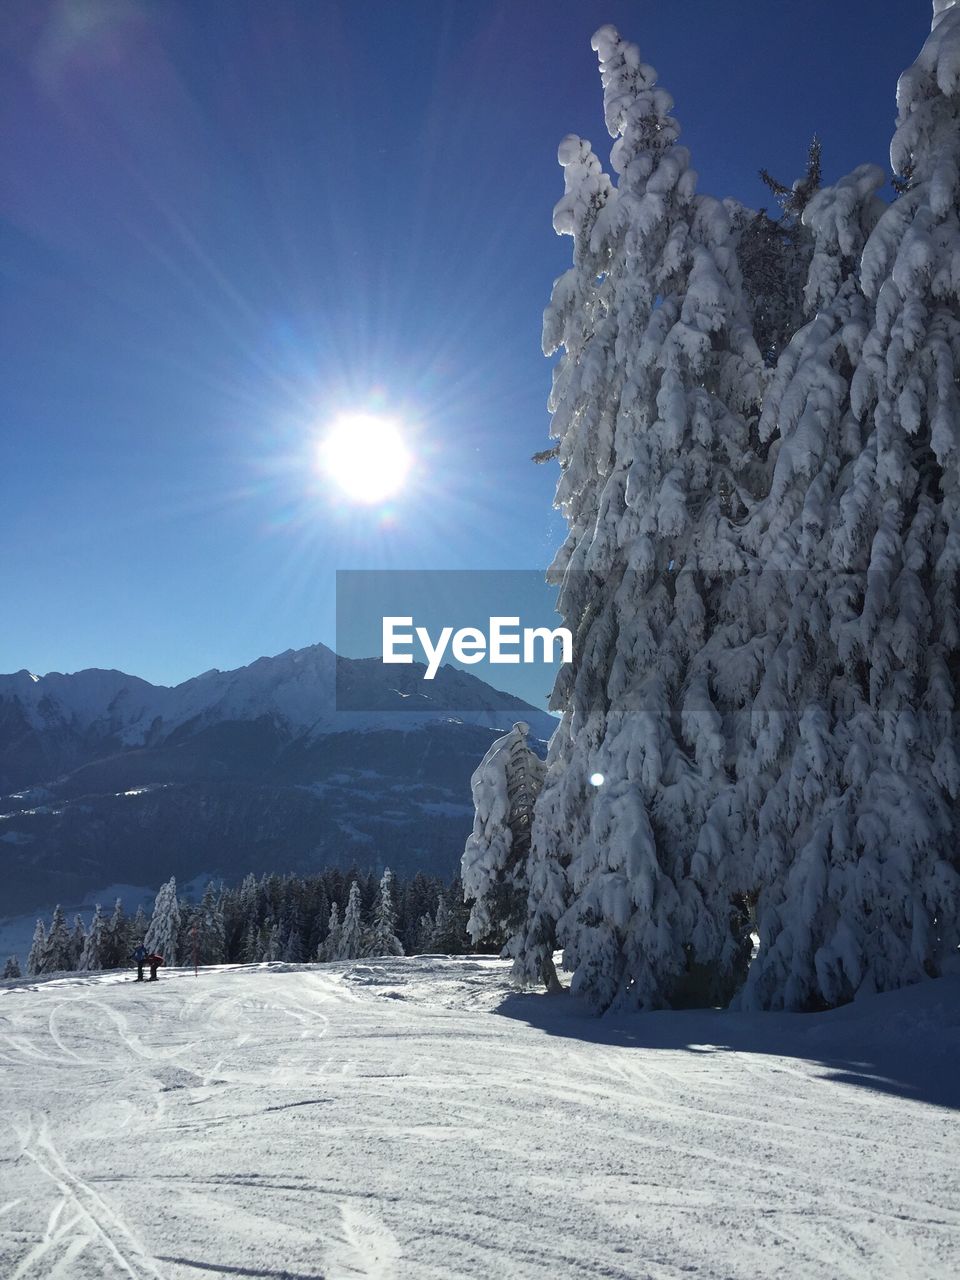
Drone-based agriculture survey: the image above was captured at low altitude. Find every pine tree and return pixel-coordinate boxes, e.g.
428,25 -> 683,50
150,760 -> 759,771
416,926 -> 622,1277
68,915 -> 86,969
130,904 -> 148,946
104,898 -> 128,969
144,877 -> 181,964
363,868 -> 404,957
399,874 -> 440,952
431,888 -> 469,954
261,921 -> 282,962
336,882 -> 363,960
527,25 -> 763,1011
197,882 -> 226,965
735,136 -> 823,367
413,912 -> 436,953
41,906 -> 73,973
729,2 -> 960,1008
3,955 -> 21,979
282,926 -> 304,963
319,901 -> 342,961
463,723 -> 546,962
26,920 -> 45,976
241,919 -> 260,964
308,885 -> 330,960
79,904 -> 109,971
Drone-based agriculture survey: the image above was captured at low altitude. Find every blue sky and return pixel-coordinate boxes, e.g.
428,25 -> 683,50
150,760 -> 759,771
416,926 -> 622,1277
1,0 -> 930,701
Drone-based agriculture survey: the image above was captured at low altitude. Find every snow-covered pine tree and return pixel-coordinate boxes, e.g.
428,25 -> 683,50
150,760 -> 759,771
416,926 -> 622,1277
308,884 -> 330,960
431,886 -> 470,954
413,912 -> 436,953
364,868 -> 404,957
319,901 -> 341,961
735,137 -> 822,367
26,920 -> 45,976
68,915 -> 86,969
104,898 -> 128,968
282,926 -> 304,963
336,883 -> 364,960
197,882 -> 226,965
525,25 -> 763,1011
241,919 -> 260,964
79,904 -> 109,971
462,722 -> 547,967
260,921 -> 282,962
130,904 -> 147,945
709,159 -> 886,1010
2,956 -> 21,979
723,0 -> 960,1009
41,906 -> 73,973
144,877 -> 180,964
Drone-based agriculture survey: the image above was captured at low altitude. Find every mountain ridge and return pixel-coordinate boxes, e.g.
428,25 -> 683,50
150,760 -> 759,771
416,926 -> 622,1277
0,644 -> 556,916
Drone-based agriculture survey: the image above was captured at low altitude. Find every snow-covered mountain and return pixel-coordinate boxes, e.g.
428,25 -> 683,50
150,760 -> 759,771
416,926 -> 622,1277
0,645 -> 556,916
0,642 -> 555,751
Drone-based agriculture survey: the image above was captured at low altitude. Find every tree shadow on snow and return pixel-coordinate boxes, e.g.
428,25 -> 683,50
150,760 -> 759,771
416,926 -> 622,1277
494,975 -> 960,1112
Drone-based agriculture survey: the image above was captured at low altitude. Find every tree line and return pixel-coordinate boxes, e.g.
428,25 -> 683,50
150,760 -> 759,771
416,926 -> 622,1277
3,866 -> 475,979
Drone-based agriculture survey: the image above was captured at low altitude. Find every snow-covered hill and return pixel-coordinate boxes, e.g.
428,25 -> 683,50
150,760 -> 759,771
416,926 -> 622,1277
1,956 -> 957,1278
0,646 -> 556,916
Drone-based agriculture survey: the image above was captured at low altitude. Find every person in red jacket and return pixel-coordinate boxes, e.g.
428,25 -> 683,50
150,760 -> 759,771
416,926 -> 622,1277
146,953 -> 165,981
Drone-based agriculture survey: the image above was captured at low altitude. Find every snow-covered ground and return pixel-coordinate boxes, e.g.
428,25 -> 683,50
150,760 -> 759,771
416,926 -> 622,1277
1,956 -> 958,1279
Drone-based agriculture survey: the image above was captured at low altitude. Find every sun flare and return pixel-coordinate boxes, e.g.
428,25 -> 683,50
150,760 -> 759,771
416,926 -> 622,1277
320,412 -> 412,505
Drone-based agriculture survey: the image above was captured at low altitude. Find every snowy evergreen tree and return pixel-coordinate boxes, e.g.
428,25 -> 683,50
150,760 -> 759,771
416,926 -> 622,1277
40,906 -> 73,973
431,886 -> 470,954
319,901 -> 342,961
144,877 -> 181,964
336,883 -> 364,961
526,24 -> 763,1010
26,920 -> 45,976
308,884 -> 330,959
736,137 -> 822,367
363,868 -> 404,957
104,898 -> 128,969
129,904 -> 147,946
197,882 -> 226,965
463,722 -> 548,969
3,956 -> 21,979
413,912 -> 436,953
282,926 -> 304,963
725,1 -> 960,1008
241,919 -> 260,964
707,159 -> 886,1010
261,921 -> 282,962
68,915 -> 86,969
79,904 -> 109,971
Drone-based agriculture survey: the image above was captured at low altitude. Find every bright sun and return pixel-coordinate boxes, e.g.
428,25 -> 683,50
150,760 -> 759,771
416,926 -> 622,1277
320,412 -> 412,505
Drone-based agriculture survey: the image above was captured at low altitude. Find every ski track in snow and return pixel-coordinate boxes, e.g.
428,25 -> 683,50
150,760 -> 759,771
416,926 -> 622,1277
0,958 -> 958,1280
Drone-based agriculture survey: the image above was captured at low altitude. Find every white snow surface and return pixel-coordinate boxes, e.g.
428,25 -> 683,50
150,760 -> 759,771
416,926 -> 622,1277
1,956 -> 958,1279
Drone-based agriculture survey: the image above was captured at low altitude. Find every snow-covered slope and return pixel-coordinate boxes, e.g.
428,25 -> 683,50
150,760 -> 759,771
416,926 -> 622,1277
1,956 -> 957,1278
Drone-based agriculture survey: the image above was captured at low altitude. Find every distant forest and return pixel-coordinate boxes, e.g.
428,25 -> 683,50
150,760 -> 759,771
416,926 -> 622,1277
7,867 -> 480,979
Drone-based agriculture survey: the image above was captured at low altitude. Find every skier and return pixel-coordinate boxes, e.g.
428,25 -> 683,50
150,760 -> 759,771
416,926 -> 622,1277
146,952 -> 165,982
131,942 -> 148,981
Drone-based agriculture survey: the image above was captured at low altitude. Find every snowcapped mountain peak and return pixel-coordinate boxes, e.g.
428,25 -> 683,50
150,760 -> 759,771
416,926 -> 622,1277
0,643 -> 556,754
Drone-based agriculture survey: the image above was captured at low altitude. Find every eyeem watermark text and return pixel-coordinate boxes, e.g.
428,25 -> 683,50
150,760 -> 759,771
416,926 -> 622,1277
383,616 -> 573,680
